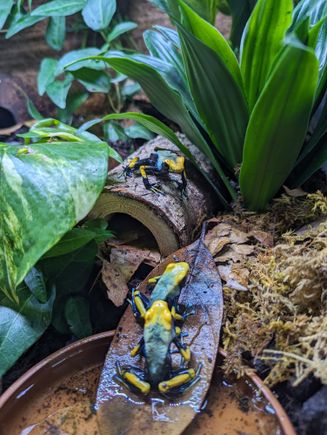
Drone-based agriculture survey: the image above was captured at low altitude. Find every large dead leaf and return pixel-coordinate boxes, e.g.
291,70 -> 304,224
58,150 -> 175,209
96,236 -> 223,435
102,245 -> 161,306
102,260 -> 129,307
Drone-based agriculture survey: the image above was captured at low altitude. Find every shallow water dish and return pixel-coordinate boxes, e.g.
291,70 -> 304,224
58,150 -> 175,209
0,331 -> 296,434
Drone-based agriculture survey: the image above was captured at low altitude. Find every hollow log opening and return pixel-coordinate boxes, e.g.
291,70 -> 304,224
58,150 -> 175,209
0,107 -> 16,128
108,213 -> 159,251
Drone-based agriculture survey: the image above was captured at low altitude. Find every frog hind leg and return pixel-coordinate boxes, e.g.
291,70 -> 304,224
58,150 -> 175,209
158,364 -> 202,396
115,362 -> 151,395
130,337 -> 145,357
174,336 -> 191,362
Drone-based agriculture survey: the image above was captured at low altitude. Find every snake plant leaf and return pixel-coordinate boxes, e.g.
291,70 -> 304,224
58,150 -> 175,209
240,0 -> 293,110
0,139 -> 109,302
101,112 -> 234,206
144,28 -> 186,85
240,40 -> 319,211
290,134 -> 327,187
292,0 -> 327,99
151,0 -> 219,24
0,283 -> 55,376
228,0 -> 257,49
178,25 -> 248,167
297,90 -> 327,164
178,0 -> 243,90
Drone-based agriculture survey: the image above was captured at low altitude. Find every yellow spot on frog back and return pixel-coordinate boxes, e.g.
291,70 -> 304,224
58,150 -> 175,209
145,300 -> 172,330
164,262 -> 189,284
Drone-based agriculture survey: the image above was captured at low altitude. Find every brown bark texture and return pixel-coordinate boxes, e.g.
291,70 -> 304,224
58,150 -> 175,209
89,135 -> 217,256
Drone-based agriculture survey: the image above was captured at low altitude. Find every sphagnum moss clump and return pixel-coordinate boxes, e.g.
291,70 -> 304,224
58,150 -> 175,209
221,191 -> 327,387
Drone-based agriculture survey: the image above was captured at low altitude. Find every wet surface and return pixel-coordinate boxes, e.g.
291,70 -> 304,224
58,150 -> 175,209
1,353 -> 283,435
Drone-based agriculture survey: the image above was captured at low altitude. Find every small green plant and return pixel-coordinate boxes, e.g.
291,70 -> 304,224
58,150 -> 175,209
0,119 -> 121,376
76,0 -> 326,210
150,0 -> 220,25
0,0 -> 139,122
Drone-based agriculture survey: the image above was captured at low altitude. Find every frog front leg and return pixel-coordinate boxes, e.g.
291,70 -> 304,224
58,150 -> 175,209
139,165 -> 163,194
129,289 -> 149,322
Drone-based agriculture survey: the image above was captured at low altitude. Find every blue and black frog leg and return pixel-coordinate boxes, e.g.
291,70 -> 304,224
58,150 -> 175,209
173,331 -> 191,362
170,297 -> 196,323
139,165 -> 164,194
115,362 -> 151,395
158,363 -> 202,396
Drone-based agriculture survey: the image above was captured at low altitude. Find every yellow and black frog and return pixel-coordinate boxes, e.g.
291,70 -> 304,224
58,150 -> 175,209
123,148 -> 187,195
116,262 -> 201,396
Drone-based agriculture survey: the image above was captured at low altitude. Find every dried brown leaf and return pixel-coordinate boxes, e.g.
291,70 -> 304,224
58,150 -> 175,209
102,260 -> 129,307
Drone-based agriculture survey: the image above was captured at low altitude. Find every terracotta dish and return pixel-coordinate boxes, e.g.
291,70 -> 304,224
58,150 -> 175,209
0,331 -> 296,435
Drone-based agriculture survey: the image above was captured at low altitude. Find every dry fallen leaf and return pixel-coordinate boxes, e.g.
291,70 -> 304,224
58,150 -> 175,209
229,228 -> 249,244
283,185 -> 308,198
250,230 -> 274,247
102,260 -> 129,307
231,244 -> 255,256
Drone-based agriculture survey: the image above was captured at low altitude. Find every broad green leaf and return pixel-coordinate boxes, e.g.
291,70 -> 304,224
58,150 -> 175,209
178,25 -> 248,167
0,284 -> 55,376
101,112 -> 233,207
125,124 -> 155,141
32,0 -> 87,17
57,91 -> 88,124
0,0 -> 14,30
57,48 -> 106,74
144,28 -> 187,85
107,21 -> 137,42
40,241 -> 98,295
290,134 -> 327,187
72,68 -> 111,93
151,0 -> 219,24
65,296 -> 92,338
121,81 -> 141,98
240,40 -> 319,211
24,267 -> 47,303
46,16 -> 66,51
82,219 -> 113,244
228,0 -> 257,49
26,118 -> 106,144
6,13 -> 45,38
178,0 -> 243,89
26,98 -> 43,121
38,58 -> 58,96
46,75 -> 74,109
182,0 -> 219,24
240,0 -> 293,110
297,90 -> 327,163
292,0 -> 327,99
0,138 -> 109,302
104,121 -> 128,142
43,228 -> 98,258
82,0 -> 116,31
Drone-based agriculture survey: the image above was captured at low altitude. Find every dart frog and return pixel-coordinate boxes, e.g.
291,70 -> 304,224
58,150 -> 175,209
123,148 -> 187,195
116,262 -> 201,395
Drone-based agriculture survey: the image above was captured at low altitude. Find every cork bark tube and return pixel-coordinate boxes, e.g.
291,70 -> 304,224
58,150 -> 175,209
89,135 -> 217,256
